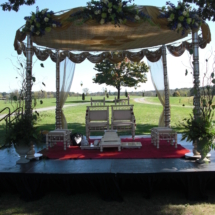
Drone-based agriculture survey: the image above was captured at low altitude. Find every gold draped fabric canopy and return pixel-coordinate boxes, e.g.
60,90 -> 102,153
14,6 -> 211,52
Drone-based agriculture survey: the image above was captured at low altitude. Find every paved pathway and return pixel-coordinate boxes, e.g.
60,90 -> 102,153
0,102 -> 89,120
134,97 -> 193,108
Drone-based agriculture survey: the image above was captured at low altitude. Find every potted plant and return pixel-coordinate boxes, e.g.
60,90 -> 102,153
180,74 -> 215,163
180,110 -> 215,163
5,114 -> 41,164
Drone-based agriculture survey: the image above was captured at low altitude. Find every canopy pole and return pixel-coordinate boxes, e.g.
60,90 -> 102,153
192,31 -> 201,155
55,51 -> 62,129
25,34 -> 33,117
192,32 -> 201,118
162,45 -> 170,127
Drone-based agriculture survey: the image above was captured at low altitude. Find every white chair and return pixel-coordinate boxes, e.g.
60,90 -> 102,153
111,105 -> 135,140
91,97 -> 105,106
85,106 -> 109,140
114,96 -> 129,105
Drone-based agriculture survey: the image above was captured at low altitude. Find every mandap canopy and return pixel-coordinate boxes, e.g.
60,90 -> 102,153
13,1 -> 211,131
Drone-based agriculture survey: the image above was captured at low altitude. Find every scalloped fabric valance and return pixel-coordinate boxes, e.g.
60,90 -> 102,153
16,37 -> 207,63
14,6 -> 211,52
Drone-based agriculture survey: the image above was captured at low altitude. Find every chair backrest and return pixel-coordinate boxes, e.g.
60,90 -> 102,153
114,97 -> 129,105
111,105 -> 134,121
86,106 -> 109,121
91,97 -> 105,106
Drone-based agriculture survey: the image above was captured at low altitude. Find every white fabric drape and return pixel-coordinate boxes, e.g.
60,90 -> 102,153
147,57 -> 165,127
59,58 -> 76,128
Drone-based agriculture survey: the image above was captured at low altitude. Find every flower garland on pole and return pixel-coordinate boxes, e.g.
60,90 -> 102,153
21,6 -> 62,36
159,1 -> 204,35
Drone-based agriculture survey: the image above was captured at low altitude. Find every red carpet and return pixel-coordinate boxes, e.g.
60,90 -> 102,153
40,138 -> 190,160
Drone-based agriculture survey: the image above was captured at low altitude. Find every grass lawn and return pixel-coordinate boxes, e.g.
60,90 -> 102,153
0,96 -> 199,146
0,190 -> 215,215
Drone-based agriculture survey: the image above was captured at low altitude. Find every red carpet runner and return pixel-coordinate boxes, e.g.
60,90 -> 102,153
40,138 -> 190,160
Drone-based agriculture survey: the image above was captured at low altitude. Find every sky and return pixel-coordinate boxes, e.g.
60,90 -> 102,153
0,0 -> 215,94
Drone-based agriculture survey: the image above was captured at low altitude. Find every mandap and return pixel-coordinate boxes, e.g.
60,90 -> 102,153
13,1 -> 211,154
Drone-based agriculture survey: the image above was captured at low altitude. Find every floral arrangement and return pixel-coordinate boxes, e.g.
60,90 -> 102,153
21,6 -> 62,36
159,1 -> 203,35
69,0 -> 152,26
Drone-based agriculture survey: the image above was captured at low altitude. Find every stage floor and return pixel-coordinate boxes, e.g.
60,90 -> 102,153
1,134 -> 215,174
1,134 -> 215,201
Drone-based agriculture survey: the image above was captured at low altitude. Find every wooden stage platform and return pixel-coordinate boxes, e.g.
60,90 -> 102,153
0,134 -> 215,202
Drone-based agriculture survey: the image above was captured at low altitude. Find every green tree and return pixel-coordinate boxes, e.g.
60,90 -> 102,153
183,0 -> 215,21
173,91 -> 181,97
93,58 -> 149,99
125,89 -> 128,97
2,92 -> 6,97
1,0 -> 35,12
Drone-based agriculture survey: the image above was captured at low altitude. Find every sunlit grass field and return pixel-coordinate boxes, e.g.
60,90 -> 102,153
0,96 -> 196,147
145,96 -> 194,106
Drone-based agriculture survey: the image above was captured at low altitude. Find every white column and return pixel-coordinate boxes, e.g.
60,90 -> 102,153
192,31 -> 201,155
25,34 -> 33,117
192,32 -> 201,118
55,51 -> 62,129
162,45 -> 170,127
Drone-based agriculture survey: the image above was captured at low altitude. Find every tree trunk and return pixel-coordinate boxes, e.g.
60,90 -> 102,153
117,87 -> 120,99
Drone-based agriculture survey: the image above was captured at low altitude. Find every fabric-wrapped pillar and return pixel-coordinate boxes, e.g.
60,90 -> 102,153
162,45 -> 170,127
192,32 -> 201,118
25,34 -> 33,117
192,31 -> 201,155
55,51 -> 62,129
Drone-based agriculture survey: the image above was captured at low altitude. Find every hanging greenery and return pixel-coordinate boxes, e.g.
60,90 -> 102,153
159,1 -> 204,35
69,0 -> 152,26
21,6 -> 62,36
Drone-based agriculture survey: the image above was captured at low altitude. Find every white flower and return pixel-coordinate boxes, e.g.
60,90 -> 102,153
42,8 -> 48,14
44,17 -> 49,22
100,18 -> 105,25
182,11 -> 187,16
101,0 -> 108,4
35,31 -> 40,35
177,23 -> 182,29
30,25 -> 34,31
52,23 -> 57,27
167,17 -> 173,21
187,28 -> 192,34
94,10 -> 101,15
108,8 -> 112,13
135,15 -> 140,20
